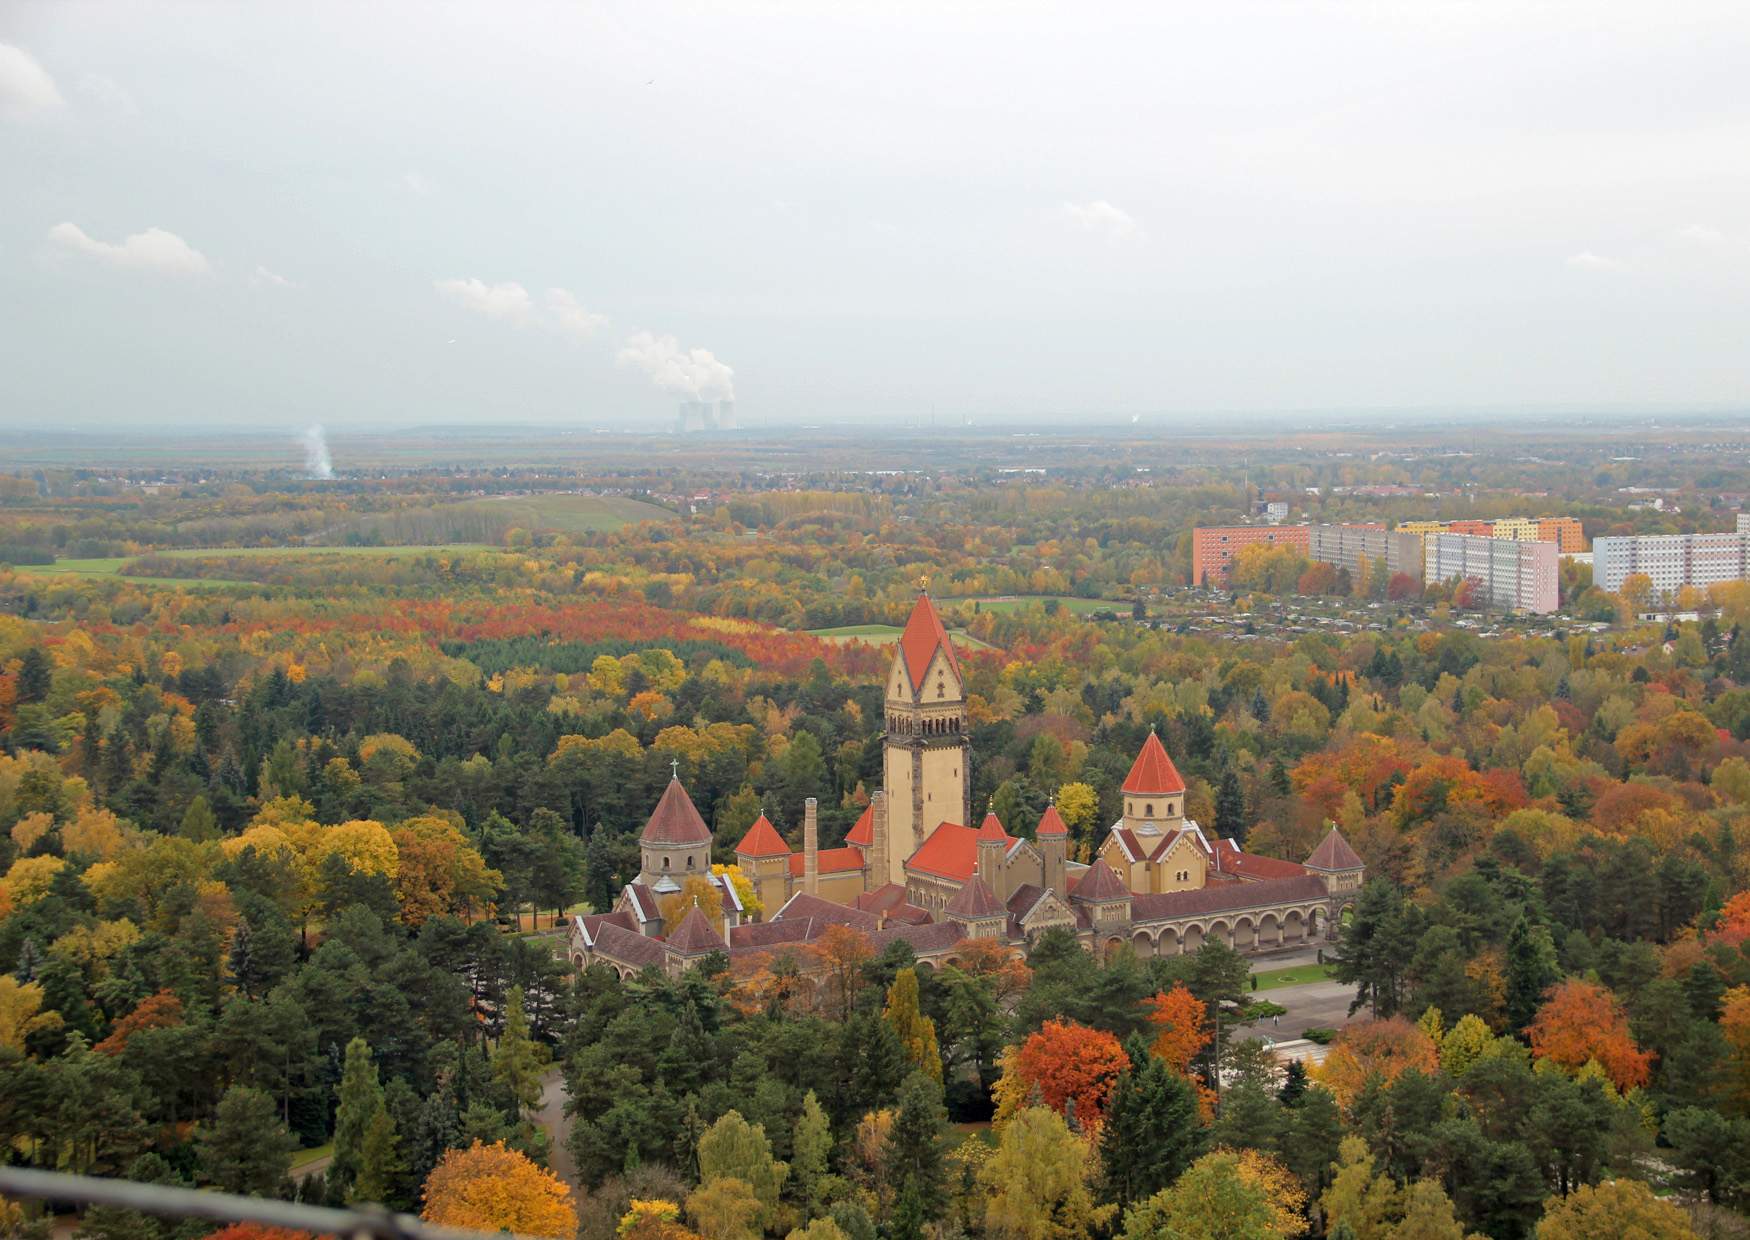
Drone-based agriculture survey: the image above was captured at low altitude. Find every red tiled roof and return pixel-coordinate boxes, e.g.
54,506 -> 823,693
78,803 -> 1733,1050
772,892 -> 882,931
1036,805 -> 1069,836
590,921 -> 668,969
729,919 -> 817,949
855,882 -> 912,914
1074,857 -> 1131,902
976,812 -> 1007,841
1305,827 -> 1364,871
944,876 -> 1004,919
1130,874 -> 1330,921
867,920 -> 964,957
641,779 -> 712,845
788,847 -> 866,877
906,821 -> 1016,882
1212,839 -> 1308,881
573,909 -> 636,945
666,905 -> 727,954
735,814 -> 790,858
1123,731 -> 1187,795
846,803 -> 874,847
898,592 -> 960,693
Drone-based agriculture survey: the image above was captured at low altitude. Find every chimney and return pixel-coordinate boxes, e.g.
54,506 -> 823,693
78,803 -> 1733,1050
871,790 -> 889,891
976,835 -> 1003,901
803,797 -> 819,896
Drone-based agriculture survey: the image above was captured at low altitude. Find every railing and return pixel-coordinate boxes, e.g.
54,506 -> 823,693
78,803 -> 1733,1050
0,1166 -> 533,1240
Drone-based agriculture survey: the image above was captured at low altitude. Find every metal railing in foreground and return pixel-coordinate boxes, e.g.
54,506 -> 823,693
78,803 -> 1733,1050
0,1166 -> 535,1240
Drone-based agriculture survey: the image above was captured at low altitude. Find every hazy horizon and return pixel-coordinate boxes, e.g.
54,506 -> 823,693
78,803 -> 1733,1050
5,1 -> 1750,430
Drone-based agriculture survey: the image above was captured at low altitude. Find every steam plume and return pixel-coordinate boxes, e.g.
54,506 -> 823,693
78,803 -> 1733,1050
301,425 -> 334,480
616,330 -> 734,400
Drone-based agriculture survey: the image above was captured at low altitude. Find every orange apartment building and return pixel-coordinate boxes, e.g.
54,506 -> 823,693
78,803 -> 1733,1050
1191,525 -> 1310,585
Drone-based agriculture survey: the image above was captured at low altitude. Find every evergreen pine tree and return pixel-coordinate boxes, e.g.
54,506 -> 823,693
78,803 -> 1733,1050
352,1106 -> 405,1206
16,648 -> 51,704
1278,1059 -> 1309,1105
491,986 -> 548,1120
179,794 -> 218,842
1215,766 -> 1247,842
198,1085 -> 295,1197
330,1036 -> 383,1194
1100,1040 -> 1201,1206
883,1073 -> 948,1226
790,1089 -> 831,1214
1505,914 -> 1559,1032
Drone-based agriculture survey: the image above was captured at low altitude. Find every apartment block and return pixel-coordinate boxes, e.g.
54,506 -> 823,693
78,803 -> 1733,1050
1491,517 -> 1541,542
1424,533 -> 1558,613
1535,517 -> 1586,554
1191,524 -> 1310,586
1594,531 -> 1750,595
1308,524 -> 1425,582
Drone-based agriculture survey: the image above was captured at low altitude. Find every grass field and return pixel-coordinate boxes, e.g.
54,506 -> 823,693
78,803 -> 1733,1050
16,543 -> 496,588
809,623 -> 996,651
417,493 -> 672,535
1250,962 -> 1337,990
289,1142 -> 333,1171
941,594 -> 1122,616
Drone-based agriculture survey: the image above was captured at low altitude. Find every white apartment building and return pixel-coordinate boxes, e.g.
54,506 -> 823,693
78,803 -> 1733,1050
1424,533 -> 1559,614
1595,529 -> 1750,596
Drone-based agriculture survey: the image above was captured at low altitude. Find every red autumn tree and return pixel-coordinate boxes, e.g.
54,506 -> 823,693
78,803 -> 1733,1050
1527,979 -> 1654,1091
199,1228 -> 322,1240
1145,984 -> 1210,1076
1012,1018 -> 1129,1133
95,989 -> 183,1056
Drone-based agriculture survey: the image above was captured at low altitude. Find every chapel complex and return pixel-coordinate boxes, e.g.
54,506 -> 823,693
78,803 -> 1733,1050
569,592 -> 1363,979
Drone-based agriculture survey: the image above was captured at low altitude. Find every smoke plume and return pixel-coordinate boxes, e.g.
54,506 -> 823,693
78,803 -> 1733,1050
301,425 -> 334,480
616,330 -> 735,400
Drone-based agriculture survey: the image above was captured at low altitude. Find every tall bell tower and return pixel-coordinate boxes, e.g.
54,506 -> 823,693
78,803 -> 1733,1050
881,590 -> 969,887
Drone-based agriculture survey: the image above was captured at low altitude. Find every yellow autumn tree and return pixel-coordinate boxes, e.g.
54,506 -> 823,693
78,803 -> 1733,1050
420,1141 -> 576,1239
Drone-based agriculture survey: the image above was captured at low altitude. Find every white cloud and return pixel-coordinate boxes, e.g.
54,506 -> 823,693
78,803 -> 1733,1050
1053,199 -> 1142,244
546,288 -> 608,339
1565,250 -> 1624,271
76,72 -> 137,116
434,277 -> 535,324
1675,224 -> 1725,246
617,330 -> 734,399
0,43 -> 63,118
47,222 -> 211,275
251,265 -> 295,289
403,171 -> 435,196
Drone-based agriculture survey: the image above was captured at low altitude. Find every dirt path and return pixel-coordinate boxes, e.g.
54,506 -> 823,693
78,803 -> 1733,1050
535,1066 -> 578,1190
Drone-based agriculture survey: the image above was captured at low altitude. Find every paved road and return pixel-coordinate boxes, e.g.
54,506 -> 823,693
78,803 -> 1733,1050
535,1066 -> 578,1190
1243,978 -> 1361,1041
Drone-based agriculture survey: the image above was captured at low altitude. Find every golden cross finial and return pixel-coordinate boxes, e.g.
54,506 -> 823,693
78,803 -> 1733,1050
919,574 -> 929,594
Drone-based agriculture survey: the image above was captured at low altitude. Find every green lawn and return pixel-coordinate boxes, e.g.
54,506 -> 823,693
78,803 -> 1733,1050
941,594 -> 1121,616
15,543 -> 496,588
290,1142 -> 333,1170
809,623 -> 995,651
454,493 -> 673,534
1250,962 -> 1338,991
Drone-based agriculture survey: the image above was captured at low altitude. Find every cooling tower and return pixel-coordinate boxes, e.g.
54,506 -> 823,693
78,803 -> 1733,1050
716,400 -> 736,431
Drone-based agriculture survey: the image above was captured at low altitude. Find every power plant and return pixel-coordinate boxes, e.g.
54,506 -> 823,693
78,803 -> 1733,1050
676,399 -> 737,433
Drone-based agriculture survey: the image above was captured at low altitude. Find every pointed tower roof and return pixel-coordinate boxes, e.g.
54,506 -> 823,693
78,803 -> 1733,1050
666,903 -> 727,954
1304,826 -> 1364,872
1036,804 -> 1069,837
734,814 -> 790,859
641,779 -> 712,845
944,875 -> 1004,919
897,591 -> 960,693
1074,856 -> 1130,903
976,811 -> 1008,842
845,802 -> 875,847
1122,730 -> 1186,795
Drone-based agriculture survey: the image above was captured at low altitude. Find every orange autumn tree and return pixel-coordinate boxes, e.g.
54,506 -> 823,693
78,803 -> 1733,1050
1146,984 -> 1210,1075
1012,1018 -> 1129,1133
1712,890 -> 1750,948
1313,1017 -> 1439,1109
95,990 -> 182,1056
421,1140 -> 577,1239
1721,986 -> 1750,1110
1528,979 -> 1653,1090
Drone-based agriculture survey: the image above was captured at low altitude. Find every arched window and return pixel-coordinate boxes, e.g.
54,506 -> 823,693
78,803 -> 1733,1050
662,856 -> 670,869
686,855 -> 695,869
1146,803 -> 1154,817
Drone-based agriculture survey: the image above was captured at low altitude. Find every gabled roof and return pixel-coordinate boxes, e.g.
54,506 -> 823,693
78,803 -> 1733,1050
1305,826 -> 1364,872
572,909 -> 636,948
641,778 -> 712,845
906,820 -> 1016,882
1036,805 -> 1069,837
666,904 -> 727,955
1123,730 -> 1187,795
897,592 -> 960,693
845,802 -> 875,847
735,814 -> 790,858
1073,856 -> 1131,903
944,876 -> 1004,919
1211,838 -> 1308,882
789,847 -> 866,877
771,891 -> 882,931
620,883 -> 659,924
590,920 -> 668,970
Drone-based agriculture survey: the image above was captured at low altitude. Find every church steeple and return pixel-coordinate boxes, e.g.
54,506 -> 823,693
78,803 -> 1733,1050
881,591 -> 969,888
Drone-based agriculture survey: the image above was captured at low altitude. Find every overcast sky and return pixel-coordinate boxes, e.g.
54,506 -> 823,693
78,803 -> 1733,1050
4,1 -> 1750,431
